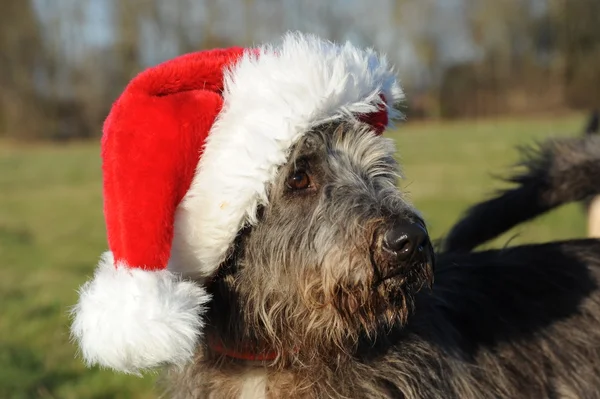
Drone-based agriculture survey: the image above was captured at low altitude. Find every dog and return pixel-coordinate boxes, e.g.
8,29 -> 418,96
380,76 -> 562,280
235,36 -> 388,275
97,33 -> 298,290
161,121 -> 600,398
445,111 -> 600,253
69,34 -> 600,397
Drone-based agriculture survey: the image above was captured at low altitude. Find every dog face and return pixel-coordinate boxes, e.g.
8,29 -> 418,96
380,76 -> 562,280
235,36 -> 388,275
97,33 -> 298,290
207,122 -> 434,360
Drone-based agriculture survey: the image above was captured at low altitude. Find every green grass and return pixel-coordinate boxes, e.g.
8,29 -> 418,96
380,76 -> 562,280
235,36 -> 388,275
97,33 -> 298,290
0,114 -> 588,398
392,114 -> 587,246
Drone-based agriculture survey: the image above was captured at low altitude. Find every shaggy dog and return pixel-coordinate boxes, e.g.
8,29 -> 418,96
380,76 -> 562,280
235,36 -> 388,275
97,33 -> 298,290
162,121 -> 600,398
445,111 -> 600,252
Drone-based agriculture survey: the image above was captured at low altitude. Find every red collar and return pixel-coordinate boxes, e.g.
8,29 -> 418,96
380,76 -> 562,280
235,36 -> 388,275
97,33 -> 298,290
208,336 -> 279,362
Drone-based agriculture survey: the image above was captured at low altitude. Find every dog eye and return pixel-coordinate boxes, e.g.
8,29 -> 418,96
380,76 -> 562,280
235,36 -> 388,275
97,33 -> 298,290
286,170 -> 311,190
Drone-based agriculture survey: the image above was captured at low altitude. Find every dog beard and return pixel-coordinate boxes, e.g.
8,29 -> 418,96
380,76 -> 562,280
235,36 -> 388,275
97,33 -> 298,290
331,243 -> 435,342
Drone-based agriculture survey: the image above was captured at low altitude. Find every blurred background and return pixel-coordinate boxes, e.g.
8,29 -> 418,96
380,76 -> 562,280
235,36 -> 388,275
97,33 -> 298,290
1,0 -> 598,398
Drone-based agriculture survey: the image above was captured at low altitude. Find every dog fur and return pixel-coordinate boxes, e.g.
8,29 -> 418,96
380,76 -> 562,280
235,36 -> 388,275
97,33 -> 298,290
161,121 -> 600,398
445,111 -> 600,252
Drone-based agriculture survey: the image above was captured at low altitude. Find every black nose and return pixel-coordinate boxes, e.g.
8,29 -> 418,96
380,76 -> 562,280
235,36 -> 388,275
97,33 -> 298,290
383,222 -> 429,261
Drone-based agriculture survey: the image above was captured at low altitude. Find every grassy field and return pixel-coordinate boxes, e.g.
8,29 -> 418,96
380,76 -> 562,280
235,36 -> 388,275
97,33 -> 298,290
0,114 -> 589,398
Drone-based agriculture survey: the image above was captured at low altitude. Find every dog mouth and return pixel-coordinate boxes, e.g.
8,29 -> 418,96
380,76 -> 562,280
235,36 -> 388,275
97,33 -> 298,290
343,247 -> 434,331
373,261 -> 434,289
375,268 -> 407,285
379,273 -> 402,283
372,236 -> 435,288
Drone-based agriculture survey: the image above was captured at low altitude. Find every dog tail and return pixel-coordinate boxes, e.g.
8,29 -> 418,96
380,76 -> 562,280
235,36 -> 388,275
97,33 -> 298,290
444,112 -> 600,252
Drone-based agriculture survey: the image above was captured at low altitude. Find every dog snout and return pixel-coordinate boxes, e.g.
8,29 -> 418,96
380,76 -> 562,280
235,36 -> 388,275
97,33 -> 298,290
383,222 -> 429,261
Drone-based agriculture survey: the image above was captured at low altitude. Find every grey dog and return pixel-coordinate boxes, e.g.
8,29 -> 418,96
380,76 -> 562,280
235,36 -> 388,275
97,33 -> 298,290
162,121 -> 600,398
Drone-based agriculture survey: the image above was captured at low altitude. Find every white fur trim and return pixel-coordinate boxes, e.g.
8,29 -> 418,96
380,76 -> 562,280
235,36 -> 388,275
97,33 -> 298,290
70,252 -> 210,375
171,32 -> 404,277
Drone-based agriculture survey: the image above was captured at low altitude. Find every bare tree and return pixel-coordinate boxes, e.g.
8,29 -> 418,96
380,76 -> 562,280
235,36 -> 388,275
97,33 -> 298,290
0,2 -> 45,138
2,0 -> 600,140
552,0 -> 600,109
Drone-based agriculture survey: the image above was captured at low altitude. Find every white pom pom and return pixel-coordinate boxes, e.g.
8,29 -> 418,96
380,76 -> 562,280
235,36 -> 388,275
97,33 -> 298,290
70,252 -> 210,375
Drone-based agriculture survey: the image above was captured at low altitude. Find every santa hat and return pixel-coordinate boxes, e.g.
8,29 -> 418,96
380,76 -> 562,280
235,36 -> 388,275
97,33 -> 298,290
70,32 -> 404,374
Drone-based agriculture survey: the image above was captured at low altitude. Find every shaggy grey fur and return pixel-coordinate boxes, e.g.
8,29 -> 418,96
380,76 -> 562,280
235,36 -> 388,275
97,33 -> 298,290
162,121 -> 600,398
